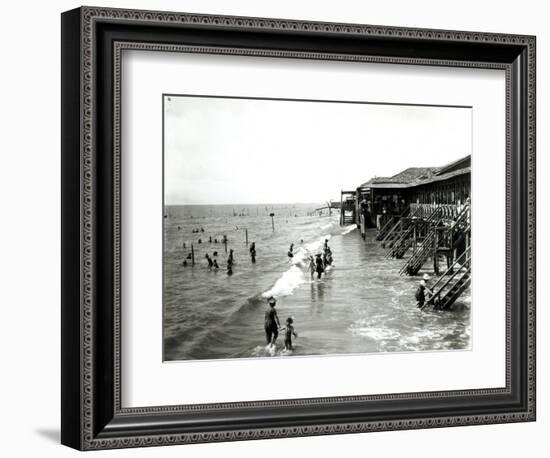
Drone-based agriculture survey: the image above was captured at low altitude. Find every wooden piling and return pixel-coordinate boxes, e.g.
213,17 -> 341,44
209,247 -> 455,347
245,228 -> 248,245
191,244 -> 195,266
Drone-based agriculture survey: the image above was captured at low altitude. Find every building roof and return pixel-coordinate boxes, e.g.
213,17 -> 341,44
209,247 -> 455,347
358,155 -> 470,190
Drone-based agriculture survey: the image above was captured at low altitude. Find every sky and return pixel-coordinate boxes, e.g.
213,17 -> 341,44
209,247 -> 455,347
164,95 -> 471,205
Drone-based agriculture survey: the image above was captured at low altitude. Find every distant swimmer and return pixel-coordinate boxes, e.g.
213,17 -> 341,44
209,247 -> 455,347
222,235 -> 228,244
209,236 -> 212,243
324,239 -> 329,252
228,249 -> 235,266
264,297 -> 281,346
227,259 -> 233,276
213,259 -> 219,269
205,253 -> 213,268
249,242 -> 256,263
177,226 -> 181,230
186,253 -> 192,260
214,238 -> 218,243
300,239 -> 304,244
283,317 -> 298,351
287,243 -> 294,259
183,242 -> 186,249
182,260 -> 187,266
213,251 -> 218,257
315,254 -> 324,279
200,227 -> 205,233
308,256 -> 316,280
198,238 -> 202,244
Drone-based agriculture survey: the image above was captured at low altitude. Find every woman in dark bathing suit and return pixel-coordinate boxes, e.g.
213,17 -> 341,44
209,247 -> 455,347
264,297 -> 280,346
315,254 -> 324,279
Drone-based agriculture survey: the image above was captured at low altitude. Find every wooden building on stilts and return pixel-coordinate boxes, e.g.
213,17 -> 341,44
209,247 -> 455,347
353,155 -> 472,310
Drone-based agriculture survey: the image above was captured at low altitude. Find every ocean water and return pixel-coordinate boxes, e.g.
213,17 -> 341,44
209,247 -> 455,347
163,204 -> 471,361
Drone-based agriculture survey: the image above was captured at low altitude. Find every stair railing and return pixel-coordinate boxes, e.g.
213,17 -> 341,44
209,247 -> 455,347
426,248 -> 471,305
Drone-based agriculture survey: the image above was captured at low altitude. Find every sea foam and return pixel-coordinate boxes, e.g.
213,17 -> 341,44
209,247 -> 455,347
262,234 -> 332,299
341,224 -> 357,235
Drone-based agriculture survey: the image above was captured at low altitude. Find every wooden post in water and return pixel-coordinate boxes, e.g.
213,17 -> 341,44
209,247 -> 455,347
191,244 -> 195,266
245,228 -> 248,246
270,213 -> 275,232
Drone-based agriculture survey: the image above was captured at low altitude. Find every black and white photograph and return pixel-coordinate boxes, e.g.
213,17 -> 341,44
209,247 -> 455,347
163,95 -> 472,361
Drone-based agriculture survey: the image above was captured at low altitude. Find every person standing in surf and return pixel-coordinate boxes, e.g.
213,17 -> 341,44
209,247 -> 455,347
283,317 -> 298,351
287,243 -> 294,260
308,256 -> 316,280
249,242 -> 256,263
315,254 -> 324,279
264,297 -> 281,346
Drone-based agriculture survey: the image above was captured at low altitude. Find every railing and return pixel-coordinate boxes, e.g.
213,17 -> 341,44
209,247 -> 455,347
377,206 -> 410,240
399,230 -> 436,275
426,248 -> 471,305
386,206 -> 442,258
409,203 -> 466,220
381,219 -> 404,247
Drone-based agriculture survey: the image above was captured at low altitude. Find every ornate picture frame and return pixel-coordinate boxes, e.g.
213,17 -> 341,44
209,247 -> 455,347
61,6 -> 536,450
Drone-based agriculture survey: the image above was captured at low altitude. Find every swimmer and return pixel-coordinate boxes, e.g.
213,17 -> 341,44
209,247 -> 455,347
283,317 -> 298,351
308,256 -> 315,280
315,254 -> 324,279
264,297 -> 280,346
213,259 -> 219,269
287,243 -> 294,259
249,242 -> 256,263
205,253 -> 213,268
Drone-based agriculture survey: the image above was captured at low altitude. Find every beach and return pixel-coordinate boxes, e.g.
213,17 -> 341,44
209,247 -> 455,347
163,203 -> 471,361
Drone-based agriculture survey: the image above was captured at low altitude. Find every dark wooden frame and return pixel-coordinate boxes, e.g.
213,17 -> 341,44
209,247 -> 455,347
61,6 -> 536,450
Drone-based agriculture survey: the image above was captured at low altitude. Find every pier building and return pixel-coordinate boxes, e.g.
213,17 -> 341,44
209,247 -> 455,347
342,155 -> 471,310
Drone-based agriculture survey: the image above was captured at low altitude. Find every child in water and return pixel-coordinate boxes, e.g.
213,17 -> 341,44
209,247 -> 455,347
283,317 -> 298,351
308,256 -> 315,280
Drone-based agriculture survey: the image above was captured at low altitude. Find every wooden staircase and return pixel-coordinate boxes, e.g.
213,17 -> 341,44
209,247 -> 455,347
381,219 -> 404,248
400,203 -> 470,276
386,207 -> 443,259
400,230 -> 436,275
377,207 -> 410,241
426,249 -> 471,310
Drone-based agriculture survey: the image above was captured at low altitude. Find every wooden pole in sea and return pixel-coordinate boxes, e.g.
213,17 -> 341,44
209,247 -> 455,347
191,244 -> 195,266
270,213 -> 275,232
245,228 -> 248,246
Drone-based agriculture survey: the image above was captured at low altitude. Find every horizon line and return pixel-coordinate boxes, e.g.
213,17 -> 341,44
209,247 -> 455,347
164,201 -> 332,206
